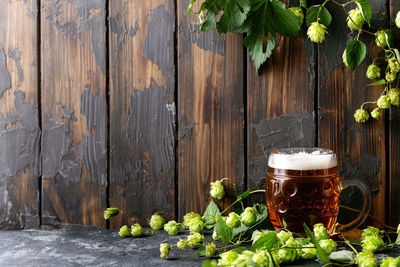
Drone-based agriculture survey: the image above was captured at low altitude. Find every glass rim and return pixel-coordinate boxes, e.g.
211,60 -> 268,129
269,147 -> 335,155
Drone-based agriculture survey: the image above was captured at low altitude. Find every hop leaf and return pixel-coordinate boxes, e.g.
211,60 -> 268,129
307,22 -> 328,43
160,243 -> 172,258
104,207 -> 120,220
354,108 -> 370,123
119,225 -> 130,238
347,8 -> 365,30
210,179 -> 225,200
164,220 -> 181,235
377,95 -> 390,109
366,64 -> 381,79
289,7 -> 304,24
371,108 -> 381,120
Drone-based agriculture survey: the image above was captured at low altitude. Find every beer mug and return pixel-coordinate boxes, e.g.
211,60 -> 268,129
266,147 -> 371,234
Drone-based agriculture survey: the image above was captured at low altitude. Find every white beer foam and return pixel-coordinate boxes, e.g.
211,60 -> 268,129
268,152 -> 337,170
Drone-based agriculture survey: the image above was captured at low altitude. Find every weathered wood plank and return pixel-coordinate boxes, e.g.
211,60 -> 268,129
41,0 -> 107,227
177,1 -> 245,218
389,0 -> 400,227
247,32 -> 316,204
109,0 -> 176,227
318,0 -> 387,225
0,0 -> 40,229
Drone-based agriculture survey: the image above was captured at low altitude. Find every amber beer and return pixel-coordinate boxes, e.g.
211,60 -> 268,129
266,148 -> 341,234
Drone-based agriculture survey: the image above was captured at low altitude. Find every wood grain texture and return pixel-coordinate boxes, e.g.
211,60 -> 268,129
389,0 -> 400,227
41,0 -> 107,227
0,0 -> 40,229
318,0 -> 387,225
247,31 -> 316,204
177,1 -> 245,218
109,0 -> 176,227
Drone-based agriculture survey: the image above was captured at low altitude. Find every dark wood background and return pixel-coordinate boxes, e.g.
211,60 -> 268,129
0,0 -> 398,230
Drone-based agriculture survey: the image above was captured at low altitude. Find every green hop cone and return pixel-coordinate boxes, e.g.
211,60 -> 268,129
386,72 -> 396,83
177,238 -> 188,250
149,214 -> 166,230
381,257 -> 400,267
301,243 -> 317,260
359,257 -> 378,267
289,7 -> 304,23
347,8 -> 365,30
119,225 -> 130,238
104,207 -> 119,220
377,95 -> 391,109
187,232 -> 204,247
199,9 -> 207,25
240,207 -> 257,227
164,220 -> 181,235
252,250 -> 272,266
396,11 -> 400,28
205,242 -> 218,258
389,58 -> 400,74
366,64 -> 381,79
371,108 -> 381,120
313,223 -> 329,241
343,50 -> 349,68
277,230 -> 293,244
226,212 -> 241,228
131,223 -> 144,237
210,179 -> 225,200
354,108 -> 370,123
188,217 -> 205,233
307,22 -> 328,43
388,88 -> 400,106
362,226 -> 381,238
361,235 -> 385,252
218,250 -> 239,266
375,30 -> 388,48
182,212 -> 201,228
212,229 -> 221,241
319,239 -> 337,255
355,251 -> 375,265
233,250 -> 255,265
160,243 -> 172,258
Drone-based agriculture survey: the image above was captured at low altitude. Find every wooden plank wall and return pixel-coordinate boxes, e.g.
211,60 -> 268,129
0,0 -> 399,229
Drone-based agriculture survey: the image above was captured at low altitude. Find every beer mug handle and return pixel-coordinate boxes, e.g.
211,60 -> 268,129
337,177 -> 372,233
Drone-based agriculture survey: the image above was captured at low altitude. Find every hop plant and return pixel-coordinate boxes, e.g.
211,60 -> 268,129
347,8 -> 365,30
371,108 -> 381,120
289,7 -> 304,23
188,217 -> 205,233
388,88 -> 400,106
362,227 -> 381,238
226,212 -> 241,228
377,95 -> 390,109
131,223 -> 144,237
343,50 -> 349,68
313,223 -> 328,241
183,212 -> 201,228
366,64 -> 381,79
307,22 -> 328,43
386,72 -> 396,83
301,243 -> 317,260
104,207 -> 120,220
119,225 -> 130,238
164,220 -> 181,235
252,250 -> 272,266
233,250 -> 255,265
319,239 -> 337,255
277,230 -> 293,244
149,214 -> 166,230
218,250 -> 239,266
381,257 -> 400,267
160,243 -> 172,258
375,30 -> 388,48
389,58 -> 400,74
205,242 -> 218,258
187,232 -> 204,247
177,238 -> 188,250
361,235 -> 385,252
359,257 -> 378,267
354,108 -> 370,122
210,179 -> 225,199
396,11 -> 400,28
355,251 -> 375,265
240,207 -> 257,227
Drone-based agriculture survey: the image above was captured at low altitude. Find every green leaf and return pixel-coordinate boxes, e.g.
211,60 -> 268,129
297,237 -> 311,245
215,216 -> 233,244
368,79 -> 386,86
253,203 -> 268,223
202,200 -> 221,229
245,33 -> 276,71
301,0 -> 307,8
217,0 -> 251,34
329,250 -> 355,263
197,247 -> 206,257
200,0 -> 224,31
356,0 -> 372,25
384,29 -> 395,49
251,232 -> 280,251
303,223 -> 330,264
393,49 -> 400,64
266,0 -> 301,37
346,40 -> 366,72
237,189 -> 251,200
231,247 -> 247,254
306,5 -> 332,27
185,0 -> 196,15
202,260 -> 217,267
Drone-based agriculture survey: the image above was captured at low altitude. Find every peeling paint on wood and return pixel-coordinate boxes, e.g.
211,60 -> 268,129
179,23 -> 225,55
8,48 -> 24,83
178,114 -> 197,141
0,48 -> 11,98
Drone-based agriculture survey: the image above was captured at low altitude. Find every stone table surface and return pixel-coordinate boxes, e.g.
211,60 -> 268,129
0,228 -> 399,267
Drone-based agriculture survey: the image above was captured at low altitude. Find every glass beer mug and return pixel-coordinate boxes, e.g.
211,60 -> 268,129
266,147 -> 371,234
